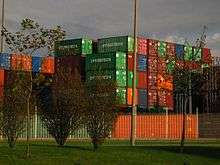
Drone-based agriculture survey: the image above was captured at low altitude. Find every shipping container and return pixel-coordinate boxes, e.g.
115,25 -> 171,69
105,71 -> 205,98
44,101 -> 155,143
0,53 -> 10,70
11,54 -> 32,71
98,36 -> 134,53
148,57 -> 158,72
166,42 -> 175,57
86,52 -> 126,71
138,37 -> 148,55
0,69 -> 4,87
166,60 -> 176,73
137,55 -> 147,71
166,92 -> 174,110
32,56 -> 42,72
158,90 -> 167,107
202,48 -> 212,64
175,44 -> 184,60
148,73 -> 157,89
116,87 -> 126,105
184,45 -> 193,61
55,56 -> 85,78
176,60 -> 185,69
112,114 -> 198,139
185,61 -> 201,71
86,69 -> 127,87
148,90 -> 157,107
157,59 -> 167,73
127,88 -> 138,105
41,57 -> 55,74
138,89 -> 147,108
55,38 -> 93,56
158,41 -> 166,58
148,39 -> 158,56
137,72 -> 148,88
193,47 -> 202,61
127,71 -> 147,89
127,54 -> 147,71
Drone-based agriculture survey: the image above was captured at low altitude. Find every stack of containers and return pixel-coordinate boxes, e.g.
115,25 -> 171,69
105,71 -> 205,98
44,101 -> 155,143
54,38 -> 93,79
127,37 -> 148,108
157,41 -> 167,109
175,44 -> 185,69
148,39 -> 158,109
94,36 -> 134,105
86,52 -> 127,105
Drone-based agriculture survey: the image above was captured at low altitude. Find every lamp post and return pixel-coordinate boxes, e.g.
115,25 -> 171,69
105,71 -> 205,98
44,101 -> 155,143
0,0 -> 5,53
131,0 -> 138,146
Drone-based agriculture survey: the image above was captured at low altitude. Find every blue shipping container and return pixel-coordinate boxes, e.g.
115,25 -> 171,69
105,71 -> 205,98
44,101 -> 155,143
0,53 -> 10,70
175,44 -> 184,60
32,56 -> 42,72
137,55 -> 147,71
138,89 -> 147,108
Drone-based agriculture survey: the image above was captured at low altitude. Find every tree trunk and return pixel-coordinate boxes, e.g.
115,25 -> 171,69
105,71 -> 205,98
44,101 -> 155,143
180,96 -> 189,153
26,97 -> 31,158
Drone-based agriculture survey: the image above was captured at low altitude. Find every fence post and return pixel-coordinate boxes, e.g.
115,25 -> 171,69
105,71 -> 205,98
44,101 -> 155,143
196,107 -> 199,138
166,108 -> 168,139
34,106 -> 37,139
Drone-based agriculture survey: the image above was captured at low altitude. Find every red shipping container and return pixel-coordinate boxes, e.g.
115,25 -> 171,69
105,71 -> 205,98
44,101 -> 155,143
176,60 -> 185,69
138,37 -> 148,55
185,61 -> 201,70
137,72 -> 148,88
166,42 -> 175,57
148,90 -> 157,107
127,88 -> 138,105
0,69 -> 4,101
11,54 -> 32,71
148,57 -> 158,72
0,69 -> 4,86
202,48 -> 212,64
148,73 -> 157,88
157,59 -> 166,73
148,39 -> 158,56
158,90 -> 167,107
166,92 -> 174,110
41,57 -> 55,74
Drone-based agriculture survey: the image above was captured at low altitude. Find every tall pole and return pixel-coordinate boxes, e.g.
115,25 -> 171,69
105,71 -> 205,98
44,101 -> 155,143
131,0 -> 138,146
0,0 -> 5,53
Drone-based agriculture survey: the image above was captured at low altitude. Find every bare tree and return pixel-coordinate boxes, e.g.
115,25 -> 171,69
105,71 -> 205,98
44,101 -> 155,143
86,79 -> 118,150
0,71 -> 31,148
1,18 -> 65,157
38,67 -> 87,146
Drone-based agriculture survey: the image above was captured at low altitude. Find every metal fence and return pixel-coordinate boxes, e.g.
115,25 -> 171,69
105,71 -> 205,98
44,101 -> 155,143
0,112 -> 200,140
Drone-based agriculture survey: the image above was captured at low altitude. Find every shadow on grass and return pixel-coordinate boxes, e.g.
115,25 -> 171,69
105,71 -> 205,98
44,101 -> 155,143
30,143 -> 93,151
143,146 -> 220,160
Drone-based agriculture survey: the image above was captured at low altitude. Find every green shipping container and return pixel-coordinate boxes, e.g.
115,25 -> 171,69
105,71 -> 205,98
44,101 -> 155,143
166,60 -> 176,73
193,48 -> 202,61
116,87 -> 126,105
98,36 -> 134,53
158,41 -> 166,58
55,38 -> 93,56
127,71 -> 138,88
86,70 -> 127,87
86,52 -> 126,71
184,45 -> 193,60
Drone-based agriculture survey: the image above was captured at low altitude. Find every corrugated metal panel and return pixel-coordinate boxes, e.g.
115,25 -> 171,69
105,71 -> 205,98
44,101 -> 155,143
11,54 -> 32,71
175,44 -> 184,60
138,38 -> 148,55
148,39 -> 158,56
137,55 -> 147,71
41,57 -> 55,74
98,36 -> 134,53
86,52 -> 126,71
0,53 -> 10,70
32,56 -> 42,73
138,89 -> 147,108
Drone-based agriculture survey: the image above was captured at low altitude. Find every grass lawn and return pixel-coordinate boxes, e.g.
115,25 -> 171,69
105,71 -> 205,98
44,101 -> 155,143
0,140 -> 220,165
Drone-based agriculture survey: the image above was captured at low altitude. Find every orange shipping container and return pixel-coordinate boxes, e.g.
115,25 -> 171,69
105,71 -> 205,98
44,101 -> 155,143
11,54 -> 32,71
41,57 -> 55,74
112,114 -> 198,139
0,69 -> 4,86
127,88 -> 138,105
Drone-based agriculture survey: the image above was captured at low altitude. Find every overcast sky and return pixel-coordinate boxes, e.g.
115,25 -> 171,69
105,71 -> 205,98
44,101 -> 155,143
3,0 -> 220,56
